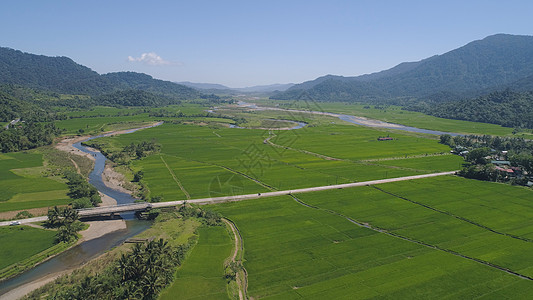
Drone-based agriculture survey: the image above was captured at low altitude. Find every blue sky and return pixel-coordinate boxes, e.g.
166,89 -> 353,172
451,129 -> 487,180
2,0 -> 532,87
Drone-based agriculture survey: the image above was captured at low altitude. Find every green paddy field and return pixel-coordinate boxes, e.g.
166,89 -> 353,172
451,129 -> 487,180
2,103 -> 533,299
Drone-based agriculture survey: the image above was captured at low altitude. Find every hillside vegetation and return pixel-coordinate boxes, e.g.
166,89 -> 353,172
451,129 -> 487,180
0,47 -> 208,100
272,34 -> 533,102
408,90 -> 533,129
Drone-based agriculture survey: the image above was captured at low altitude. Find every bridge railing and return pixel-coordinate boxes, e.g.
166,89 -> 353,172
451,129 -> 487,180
76,202 -> 152,212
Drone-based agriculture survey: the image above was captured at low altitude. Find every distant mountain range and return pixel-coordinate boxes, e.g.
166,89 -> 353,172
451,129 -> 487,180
272,34 -> 533,102
2,33 -> 533,106
178,81 -> 294,94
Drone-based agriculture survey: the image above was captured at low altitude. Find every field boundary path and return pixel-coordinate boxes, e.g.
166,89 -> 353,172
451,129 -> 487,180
160,155 -> 191,200
289,194 -> 533,282
222,218 -> 247,300
372,185 -> 533,244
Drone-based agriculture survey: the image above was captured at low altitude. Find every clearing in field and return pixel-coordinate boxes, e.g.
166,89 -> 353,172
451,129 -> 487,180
0,152 -> 69,214
0,226 -> 56,270
159,226 -> 233,300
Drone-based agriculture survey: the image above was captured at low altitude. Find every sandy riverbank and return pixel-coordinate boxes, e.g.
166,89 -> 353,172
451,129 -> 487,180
0,271 -> 69,300
55,135 -> 128,241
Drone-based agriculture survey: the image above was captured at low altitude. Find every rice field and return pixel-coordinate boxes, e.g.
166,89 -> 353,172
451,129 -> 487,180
210,183 -> 533,299
98,121 -> 454,199
8,103 -> 531,298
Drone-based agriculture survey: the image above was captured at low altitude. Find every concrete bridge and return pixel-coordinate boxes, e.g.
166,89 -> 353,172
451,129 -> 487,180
77,202 -> 153,218
0,171 -> 455,226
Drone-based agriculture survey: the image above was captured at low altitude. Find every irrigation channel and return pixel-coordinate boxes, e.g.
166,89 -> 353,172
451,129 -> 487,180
0,123 -> 162,298
1,105 -> 462,298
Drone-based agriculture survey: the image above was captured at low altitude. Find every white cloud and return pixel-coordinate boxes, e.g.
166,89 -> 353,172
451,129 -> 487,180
127,52 -> 179,66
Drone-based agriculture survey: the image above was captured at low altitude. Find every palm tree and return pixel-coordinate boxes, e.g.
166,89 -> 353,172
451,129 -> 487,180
62,206 -> 79,224
46,206 -> 62,227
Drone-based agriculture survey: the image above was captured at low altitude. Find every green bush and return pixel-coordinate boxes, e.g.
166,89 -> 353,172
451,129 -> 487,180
71,198 -> 93,209
15,210 -> 33,219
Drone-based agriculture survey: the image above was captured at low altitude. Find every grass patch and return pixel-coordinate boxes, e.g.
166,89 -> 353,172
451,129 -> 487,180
0,225 -> 74,281
159,226 -> 233,300
295,176 -> 533,278
0,152 -> 69,212
0,225 -> 56,270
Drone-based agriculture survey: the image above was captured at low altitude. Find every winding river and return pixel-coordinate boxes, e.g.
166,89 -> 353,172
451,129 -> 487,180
0,124 -> 162,298
236,101 -> 462,136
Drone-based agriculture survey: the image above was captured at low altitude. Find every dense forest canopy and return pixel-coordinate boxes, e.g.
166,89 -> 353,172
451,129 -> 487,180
102,72 -> 204,99
0,47 -> 113,95
407,90 -> 533,129
94,89 -> 179,107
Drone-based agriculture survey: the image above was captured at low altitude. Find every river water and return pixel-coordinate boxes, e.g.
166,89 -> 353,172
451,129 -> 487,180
0,124 -> 162,297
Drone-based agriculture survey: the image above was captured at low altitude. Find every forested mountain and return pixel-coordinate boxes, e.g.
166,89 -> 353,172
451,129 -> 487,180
235,83 -> 295,93
0,47 -> 208,100
0,47 -> 113,94
272,34 -> 533,102
102,72 -> 203,99
94,90 -> 177,107
408,90 -> 533,128
506,75 -> 533,92
0,90 -> 30,122
0,87 -> 56,122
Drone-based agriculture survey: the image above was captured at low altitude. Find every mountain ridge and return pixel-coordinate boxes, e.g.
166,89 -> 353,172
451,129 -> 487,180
273,34 -> 533,102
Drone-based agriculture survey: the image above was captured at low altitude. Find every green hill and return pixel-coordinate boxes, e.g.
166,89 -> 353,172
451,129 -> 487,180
102,72 -> 202,99
0,47 -> 113,95
0,47 -> 207,101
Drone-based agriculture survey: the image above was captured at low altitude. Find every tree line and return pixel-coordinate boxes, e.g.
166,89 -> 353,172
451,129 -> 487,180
64,171 -> 102,208
409,90 -> 533,129
0,121 -> 61,153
